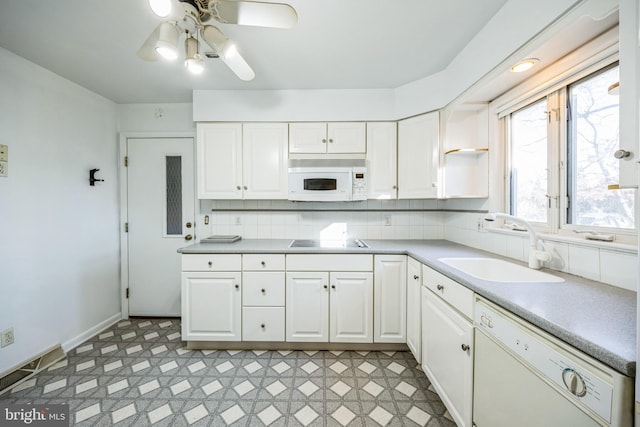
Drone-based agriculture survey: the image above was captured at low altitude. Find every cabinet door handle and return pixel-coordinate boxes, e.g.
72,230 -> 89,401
185,234 -> 193,241
331,284 -> 336,289
261,261 -> 266,267
323,285 -> 328,289
329,138 -> 334,143
261,288 -> 266,294
236,186 -> 241,190
322,138 -> 327,143
461,344 -> 470,352
244,186 -> 248,190
413,275 -> 419,280
208,261 -> 213,267
437,284 -> 444,291
261,324 -> 265,329
235,284 -> 240,290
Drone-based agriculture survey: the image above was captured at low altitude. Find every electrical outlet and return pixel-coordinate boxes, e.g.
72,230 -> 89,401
384,215 -> 392,226
1,327 -> 15,347
0,161 -> 6,177
0,144 -> 7,162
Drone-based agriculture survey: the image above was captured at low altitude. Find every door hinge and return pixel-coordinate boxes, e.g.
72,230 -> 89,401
126,288 -> 129,298
124,156 -> 128,167
125,223 -> 129,233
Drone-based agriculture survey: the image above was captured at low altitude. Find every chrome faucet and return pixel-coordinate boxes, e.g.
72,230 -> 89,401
484,213 -> 551,270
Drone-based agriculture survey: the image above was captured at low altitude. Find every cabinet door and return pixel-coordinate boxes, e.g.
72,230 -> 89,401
286,272 -> 329,342
242,123 -> 289,199
366,122 -> 397,199
406,257 -> 422,362
329,272 -> 373,343
327,122 -> 366,153
196,123 -> 243,199
181,272 -> 242,341
421,287 -> 473,427
398,112 -> 439,199
373,255 -> 407,343
289,123 -> 327,153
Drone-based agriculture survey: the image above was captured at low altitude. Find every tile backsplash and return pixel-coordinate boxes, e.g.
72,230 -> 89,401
198,201 -> 637,291
445,212 -> 638,292
200,199 -> 446,240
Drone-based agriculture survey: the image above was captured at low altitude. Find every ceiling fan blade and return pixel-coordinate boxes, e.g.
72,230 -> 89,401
137,25 -> 162,62
200,25 -> 255,81
210,0 -> 297,28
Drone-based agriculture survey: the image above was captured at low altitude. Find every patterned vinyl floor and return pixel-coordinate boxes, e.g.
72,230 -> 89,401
2,318 -> 457,426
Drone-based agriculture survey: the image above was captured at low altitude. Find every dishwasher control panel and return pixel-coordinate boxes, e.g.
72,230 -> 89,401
475,300 -> 613,423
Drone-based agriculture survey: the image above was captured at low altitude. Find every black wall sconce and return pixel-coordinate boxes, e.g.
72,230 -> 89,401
89,168 -> 104,186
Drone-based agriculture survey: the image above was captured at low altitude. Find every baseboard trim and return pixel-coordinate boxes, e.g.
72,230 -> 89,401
61,312 -> 123,352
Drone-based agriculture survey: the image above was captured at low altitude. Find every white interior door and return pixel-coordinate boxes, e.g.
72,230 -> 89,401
127,137 -> 194,316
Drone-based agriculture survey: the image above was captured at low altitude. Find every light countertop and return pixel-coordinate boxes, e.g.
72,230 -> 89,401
179,239 -> 637,376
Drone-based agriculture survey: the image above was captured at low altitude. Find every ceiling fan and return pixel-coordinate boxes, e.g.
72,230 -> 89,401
138,0 -> 298,80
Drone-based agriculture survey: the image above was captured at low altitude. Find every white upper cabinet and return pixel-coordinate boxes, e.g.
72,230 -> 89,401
289,122 -> 366,154
366,122 -> 397,199
242,123 -> 289,199
397,112 -> 439,199
196,122 -> 288,199
197,123 -> 243,199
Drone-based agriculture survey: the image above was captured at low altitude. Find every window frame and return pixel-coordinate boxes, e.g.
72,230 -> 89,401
497,52 -> 636,244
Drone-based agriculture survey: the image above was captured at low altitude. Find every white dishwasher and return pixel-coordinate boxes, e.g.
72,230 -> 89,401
473,298 -> 633,427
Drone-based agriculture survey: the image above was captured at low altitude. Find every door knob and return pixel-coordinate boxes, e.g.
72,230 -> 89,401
461,344 -> 470,351
614,149 -> 632,159
413,275 -> 419,280
185,234 -> 193,241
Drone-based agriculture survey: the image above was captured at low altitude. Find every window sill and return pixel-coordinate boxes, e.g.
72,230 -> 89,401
486,227 -> 637,254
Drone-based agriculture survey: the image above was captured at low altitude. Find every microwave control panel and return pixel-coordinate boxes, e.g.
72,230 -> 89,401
352,168 -> 367,200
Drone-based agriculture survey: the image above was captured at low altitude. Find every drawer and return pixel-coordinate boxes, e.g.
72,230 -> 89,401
242,307 -> 285,341
422,265 -> 474,319
243,254 -> 285,271
242,272 -> 285,306
182,254 -> 242,271
286,254 -> 373,271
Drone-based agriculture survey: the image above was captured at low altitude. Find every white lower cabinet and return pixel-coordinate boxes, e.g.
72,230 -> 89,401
406,257 -> 422,362
242,307 -> 285,341
373,255 -> 407,343
286,271 -> 373,343
181,271 -> 242,341
242,254 -> 286,341
421,266 -> 474,427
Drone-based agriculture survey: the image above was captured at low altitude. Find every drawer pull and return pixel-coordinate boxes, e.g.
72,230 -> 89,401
461,344 -> 470,352
208,261 -> 213,267
235,284 -> 240,290
261,261 -> 266,267
437,284 -> 444,291
261,324 -> 265,329
413,275 -> 419,280
261,288 -> 266,294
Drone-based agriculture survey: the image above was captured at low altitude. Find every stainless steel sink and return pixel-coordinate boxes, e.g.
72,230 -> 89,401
288,239 -> 369,249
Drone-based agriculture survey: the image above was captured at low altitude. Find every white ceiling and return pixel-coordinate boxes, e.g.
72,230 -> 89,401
0,0 -> 511,104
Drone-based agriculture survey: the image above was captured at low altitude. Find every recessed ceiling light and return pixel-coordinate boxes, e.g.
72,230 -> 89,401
510,58 -> 539,73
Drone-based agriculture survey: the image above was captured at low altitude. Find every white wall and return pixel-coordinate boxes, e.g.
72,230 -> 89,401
0,48 -> 120,374
118,103 -> 194,132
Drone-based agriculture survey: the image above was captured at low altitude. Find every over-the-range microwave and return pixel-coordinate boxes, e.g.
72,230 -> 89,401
288,159 -> 367,202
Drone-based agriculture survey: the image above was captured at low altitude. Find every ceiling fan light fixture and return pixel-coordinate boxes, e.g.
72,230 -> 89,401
149,0 -> 172,17
510,58 -> 539,73
155,22 -> 179,60
185,35 -> 205,74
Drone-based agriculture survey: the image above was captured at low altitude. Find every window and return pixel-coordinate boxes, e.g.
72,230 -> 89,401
506,63 -> 635,239
566,65 -> 634,229
509,99 -> 549,224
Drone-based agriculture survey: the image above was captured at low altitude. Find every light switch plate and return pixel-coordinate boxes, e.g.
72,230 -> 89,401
0,161 -> 6,177
0,145 -> 7,162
